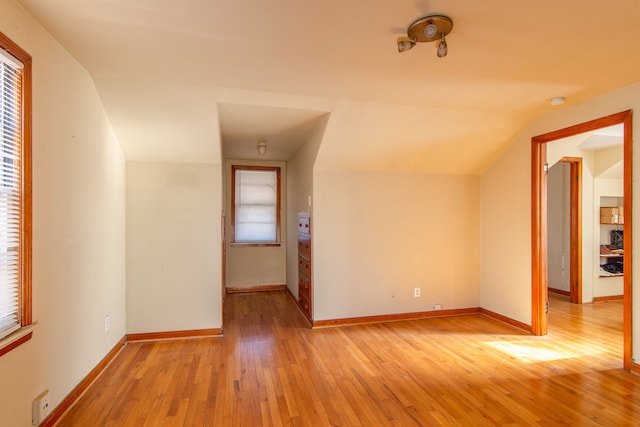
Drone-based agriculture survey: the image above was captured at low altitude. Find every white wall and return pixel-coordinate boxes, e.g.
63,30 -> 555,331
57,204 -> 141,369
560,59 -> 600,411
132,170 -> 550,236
224,159 -> 287,288
547,163 -> 570,292
548,140 -> 597,303
313,170 -> 480,320
479,134 -> 532,323
286,116 -> 328,297
480,83 -> 640,360
546,158 -> 625,299
126,162 -> 221,333
0,1 -> 126,425
546,143 -> 624,299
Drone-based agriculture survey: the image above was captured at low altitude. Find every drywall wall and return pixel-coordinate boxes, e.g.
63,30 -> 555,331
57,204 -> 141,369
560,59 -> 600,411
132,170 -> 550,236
546,159 -> 624,299
479,133 -> 533,323
126,162 -> 222,333
547,163 -> 570,292
285,115 -> 329,298
0,1 -> 126,425
313,170 -> 480,320
481,125 -> 601,322
224,159 -> 287,289
480,82 -> 640,360
545,140 -> 624,300
548,139 -> 597,303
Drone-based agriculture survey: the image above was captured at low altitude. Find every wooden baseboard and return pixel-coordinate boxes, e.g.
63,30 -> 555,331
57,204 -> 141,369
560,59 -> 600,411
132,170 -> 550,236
480,308 -> 532,333
548,288 -> 571,296
127,328 -> 223,342
41,336 -> 127,427
226,284 -> 286,294
41,327 -> 223,425
631,361 -> 640,376
592,295 -> 624,302
312,307 -> 531,334
312,307 -> 481,328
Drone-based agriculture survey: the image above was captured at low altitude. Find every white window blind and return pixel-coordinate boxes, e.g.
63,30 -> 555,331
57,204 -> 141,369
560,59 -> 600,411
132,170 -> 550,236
0,50 -> 23,340
234,168 -> 278,243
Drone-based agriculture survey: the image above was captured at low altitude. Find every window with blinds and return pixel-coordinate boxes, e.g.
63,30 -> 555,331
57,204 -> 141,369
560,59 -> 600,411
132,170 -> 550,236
0,34 -> 31,343
232,166 -> 281,244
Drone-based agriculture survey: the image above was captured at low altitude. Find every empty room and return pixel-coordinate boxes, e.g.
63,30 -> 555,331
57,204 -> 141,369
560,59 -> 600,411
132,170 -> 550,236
1,0 -> 639,425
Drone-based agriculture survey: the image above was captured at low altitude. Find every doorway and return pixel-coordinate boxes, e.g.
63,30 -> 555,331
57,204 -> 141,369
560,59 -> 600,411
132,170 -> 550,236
547,158 -> 582,304
531,110 -> 632,369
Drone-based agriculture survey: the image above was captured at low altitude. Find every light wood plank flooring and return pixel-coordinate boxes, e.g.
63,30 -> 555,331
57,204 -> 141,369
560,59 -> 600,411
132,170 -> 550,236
56,292 -> 639,426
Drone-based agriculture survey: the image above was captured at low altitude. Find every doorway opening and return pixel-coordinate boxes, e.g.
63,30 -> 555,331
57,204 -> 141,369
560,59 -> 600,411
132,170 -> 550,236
547,158 -> 582,304
531,110 -> 632,369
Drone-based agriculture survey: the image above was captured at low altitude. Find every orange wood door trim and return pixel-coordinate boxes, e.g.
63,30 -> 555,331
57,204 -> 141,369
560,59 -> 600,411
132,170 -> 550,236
558,157 -> 582,305
622,111 -> 633,370
531,138 -> 547,335
531,110 -> 632,371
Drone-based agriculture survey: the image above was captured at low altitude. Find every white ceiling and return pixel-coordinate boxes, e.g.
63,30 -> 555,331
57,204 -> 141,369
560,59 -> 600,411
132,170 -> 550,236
218,104 -> 328,161
578,124 -> 624,150
14,0 -> 640,172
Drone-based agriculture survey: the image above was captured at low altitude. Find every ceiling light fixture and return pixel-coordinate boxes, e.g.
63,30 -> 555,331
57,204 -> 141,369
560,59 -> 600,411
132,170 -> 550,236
437,33 -> 448,57
257,139 -> 267,155
397,14 -> 453,57
550,96 -> 566,106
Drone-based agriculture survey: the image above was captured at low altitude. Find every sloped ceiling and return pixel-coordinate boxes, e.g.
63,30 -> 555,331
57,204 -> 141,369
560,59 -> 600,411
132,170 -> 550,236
547,124 -> 624,179
14,0 -> 640,174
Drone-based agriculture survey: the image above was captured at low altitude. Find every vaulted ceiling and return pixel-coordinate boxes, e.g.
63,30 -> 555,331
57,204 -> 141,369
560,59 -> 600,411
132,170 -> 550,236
15,0 -> 640,174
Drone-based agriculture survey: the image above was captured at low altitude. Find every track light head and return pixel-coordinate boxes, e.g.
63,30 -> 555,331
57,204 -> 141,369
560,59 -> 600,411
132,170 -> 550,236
397,37 -> 416,53
437,33 -> 448,57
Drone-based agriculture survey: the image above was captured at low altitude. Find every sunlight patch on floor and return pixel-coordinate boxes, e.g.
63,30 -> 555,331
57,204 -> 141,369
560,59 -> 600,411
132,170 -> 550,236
483,341 -> 605,362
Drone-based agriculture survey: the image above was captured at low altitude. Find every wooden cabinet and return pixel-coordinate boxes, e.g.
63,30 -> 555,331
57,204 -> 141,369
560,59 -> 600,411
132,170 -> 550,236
600,206 -> 624,225
297,212 -> 312,321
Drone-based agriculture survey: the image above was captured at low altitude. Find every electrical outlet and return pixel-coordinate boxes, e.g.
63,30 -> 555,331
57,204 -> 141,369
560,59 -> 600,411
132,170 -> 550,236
414,288 -> 421,297
32,390 -> 50,425
433,303 -> 442,310
104,315 -> 110,332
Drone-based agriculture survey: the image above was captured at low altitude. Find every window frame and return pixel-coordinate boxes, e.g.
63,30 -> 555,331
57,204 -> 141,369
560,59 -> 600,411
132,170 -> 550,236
231,165 -> 281,247
0,32 -> 33,357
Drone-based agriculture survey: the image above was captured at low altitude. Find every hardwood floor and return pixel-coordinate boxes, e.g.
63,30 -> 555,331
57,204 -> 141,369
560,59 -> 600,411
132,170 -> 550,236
55,292 -> 639,426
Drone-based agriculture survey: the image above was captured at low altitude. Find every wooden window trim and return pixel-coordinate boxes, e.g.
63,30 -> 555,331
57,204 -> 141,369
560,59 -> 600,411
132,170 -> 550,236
0,32 -> 33,357
231,165 -> 281,246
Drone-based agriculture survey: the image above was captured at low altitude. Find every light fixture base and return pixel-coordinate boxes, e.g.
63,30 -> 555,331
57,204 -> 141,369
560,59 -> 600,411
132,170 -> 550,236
407,14 -> 453,43
257,139 -> 267,155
